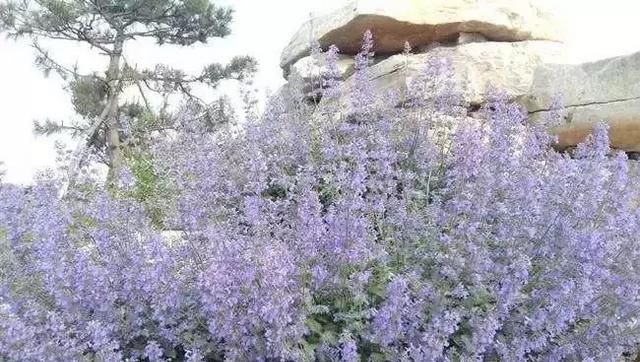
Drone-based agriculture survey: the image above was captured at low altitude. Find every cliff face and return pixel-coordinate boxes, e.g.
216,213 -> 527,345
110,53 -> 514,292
279,0 -> 640,152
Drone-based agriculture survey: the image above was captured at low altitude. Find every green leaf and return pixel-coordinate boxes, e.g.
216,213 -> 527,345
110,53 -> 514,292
320,330 -> 338,345
305,318 -> 324,335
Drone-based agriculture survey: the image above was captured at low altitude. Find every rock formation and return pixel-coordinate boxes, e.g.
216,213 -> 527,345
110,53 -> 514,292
287,53 -> 356,97
281,0 -> 561,73
279,0 -> 640,152
318,40 -> 564,109
523,53 -> 640,151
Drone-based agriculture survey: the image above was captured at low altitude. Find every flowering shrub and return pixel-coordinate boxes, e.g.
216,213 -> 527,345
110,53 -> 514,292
2,32 -> 640,361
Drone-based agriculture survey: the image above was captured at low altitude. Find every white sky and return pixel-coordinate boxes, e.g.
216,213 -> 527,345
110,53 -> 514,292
1,0 -> 640,184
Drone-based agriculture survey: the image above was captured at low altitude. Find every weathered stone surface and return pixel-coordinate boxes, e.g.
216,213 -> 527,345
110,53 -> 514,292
318,40 -> 564,110
280,0 -> 561,72
523,51 -> 640,151
549,117 -> 640,152
531,100 -> 640,152
279,0 -> 640,153
457,32 -> 488,45
521,51 -> 640,112
289,54 -> 355,81
287,54 -> 355,96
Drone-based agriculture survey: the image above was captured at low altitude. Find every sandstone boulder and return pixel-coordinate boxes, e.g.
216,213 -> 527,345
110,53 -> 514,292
289,54 -> 355,81
522,50 -> 640,113
523,51 -> 640,151
318,41 -> 564,111
287,54 -> 355,96
280,0 -> 561,72
549,117 -> 640,152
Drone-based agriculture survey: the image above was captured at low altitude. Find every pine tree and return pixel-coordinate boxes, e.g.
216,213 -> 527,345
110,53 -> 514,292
0,0 -> 257,191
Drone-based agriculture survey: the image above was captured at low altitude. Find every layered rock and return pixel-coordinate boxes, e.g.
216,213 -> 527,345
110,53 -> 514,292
279,0 -> 640,153
288,54 -> 355,81
280,0 -> 561,72
287,54 -> 355,96
523,51 -> 640,112
318,40 -> 564,110
521,51 -> 640,150
551,118 -> 640,152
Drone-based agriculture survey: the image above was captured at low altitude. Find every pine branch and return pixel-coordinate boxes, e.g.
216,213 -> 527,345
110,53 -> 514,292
33,119 -> 86,136
32,41 -> 103,80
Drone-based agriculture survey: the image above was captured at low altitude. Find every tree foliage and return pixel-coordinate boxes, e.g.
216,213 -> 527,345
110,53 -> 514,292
0,0 -> 257,190
2,32 -> 640,361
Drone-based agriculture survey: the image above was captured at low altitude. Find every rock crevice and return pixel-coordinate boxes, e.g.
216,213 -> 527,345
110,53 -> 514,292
529,96 -> 640,115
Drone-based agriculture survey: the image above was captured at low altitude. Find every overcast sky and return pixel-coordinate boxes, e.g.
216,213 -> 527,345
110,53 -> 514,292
1,0 -> 640,184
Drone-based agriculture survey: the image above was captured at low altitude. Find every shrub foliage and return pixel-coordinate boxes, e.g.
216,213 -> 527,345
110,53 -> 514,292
2,32 -> 640,361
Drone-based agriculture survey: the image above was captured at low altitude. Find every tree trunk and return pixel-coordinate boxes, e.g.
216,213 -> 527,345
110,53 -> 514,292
105,34 -> 125,186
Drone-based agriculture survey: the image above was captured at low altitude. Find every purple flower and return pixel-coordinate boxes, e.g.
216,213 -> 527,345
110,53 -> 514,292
339,332 -> 359,362
144,341 -> 164,362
